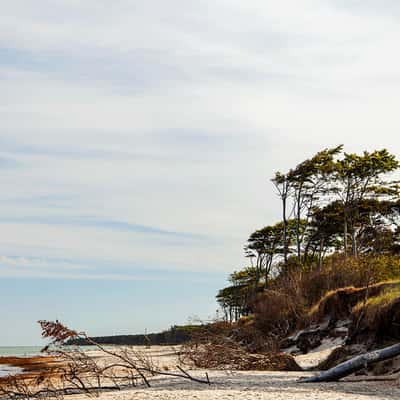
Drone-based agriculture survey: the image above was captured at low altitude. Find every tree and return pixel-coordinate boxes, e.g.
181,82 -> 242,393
304,201 -> 344,265
216,267 -> 256,321
247,220 -> 299,288
332,149 -> 399,256
247,224 -> 280,290
287,146 -> 342,261
271,172 -> 291,264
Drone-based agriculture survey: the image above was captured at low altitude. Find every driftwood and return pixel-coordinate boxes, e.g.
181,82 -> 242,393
299,342 -> 400,382
0,321 -> 212,400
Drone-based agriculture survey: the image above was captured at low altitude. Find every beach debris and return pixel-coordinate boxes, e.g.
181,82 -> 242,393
182,336 -> 301,371
0,320 -> 212,399
299,342 -> 400,382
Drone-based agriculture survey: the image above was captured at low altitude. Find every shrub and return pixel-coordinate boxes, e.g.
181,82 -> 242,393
253,290 -> 305,338
307,281 -> 400,324
351,283 -> 400,341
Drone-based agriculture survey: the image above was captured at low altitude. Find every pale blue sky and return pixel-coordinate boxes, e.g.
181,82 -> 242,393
2,0 -> 400,345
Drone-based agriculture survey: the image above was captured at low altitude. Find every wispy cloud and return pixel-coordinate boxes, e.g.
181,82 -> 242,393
0,253 -> 224,282
0,155 -> 20,168
0,130 -> 252,165
0,194 -> 74,209
0,255 -> 90,271
0,215 -> 209,241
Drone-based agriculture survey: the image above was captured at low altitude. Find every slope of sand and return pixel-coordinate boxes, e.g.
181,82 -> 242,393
294,337 -> 345,369
66,346 -> 400,400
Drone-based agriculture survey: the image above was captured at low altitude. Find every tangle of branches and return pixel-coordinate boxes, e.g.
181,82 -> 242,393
0,320 -> 210,399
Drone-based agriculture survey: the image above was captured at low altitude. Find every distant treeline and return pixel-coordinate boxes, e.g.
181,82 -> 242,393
66,325 -> 201,346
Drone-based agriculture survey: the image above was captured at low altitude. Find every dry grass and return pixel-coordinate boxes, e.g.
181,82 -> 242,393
352,286 -> 400,315
350,284 -> 400,341
307,281 -> 400,324
253,290 -> 305,339
246,254 -> 400,341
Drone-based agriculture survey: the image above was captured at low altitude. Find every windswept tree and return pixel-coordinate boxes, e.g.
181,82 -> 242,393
216,267 -> 256,321
331,149 -> 399,256
246,220 -> 300,289
246,224 -> 280,291
217,145 -> 400,324
304,201 -> 344,264
287,146 -> 342,261
271,172 -> 292,264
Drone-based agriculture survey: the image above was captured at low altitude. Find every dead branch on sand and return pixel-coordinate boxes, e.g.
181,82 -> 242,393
179,323 -> 300,371
0,320 -> 210,399
299,342 -> 400,382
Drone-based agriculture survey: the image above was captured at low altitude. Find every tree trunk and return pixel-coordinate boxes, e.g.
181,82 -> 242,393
296,187 -> 302,260
299,343 -> 400,383
251,254 -> 263,300
318,237 -> 324,269
265,256 -> 272,289
350,214 -> 357,257
303,235 -> 316,265
283,194 -> 288,264
343,208 -> 348,257
253,265 -> 260,301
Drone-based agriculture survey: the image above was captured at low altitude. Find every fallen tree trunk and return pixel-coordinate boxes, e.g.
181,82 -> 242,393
299,343 -> 400,383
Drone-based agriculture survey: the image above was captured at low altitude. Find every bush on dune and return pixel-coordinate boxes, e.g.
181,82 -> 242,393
235,254 -> 400,348
253,290 -> 305,339
351,284 -> 400,342
308,281 -> 400,325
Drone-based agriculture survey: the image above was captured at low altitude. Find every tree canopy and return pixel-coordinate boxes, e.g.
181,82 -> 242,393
217,146 -> 400,321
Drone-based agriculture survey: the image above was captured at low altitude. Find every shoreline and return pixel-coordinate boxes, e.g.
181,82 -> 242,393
0,365 -> 23,378
0,355 -> 60,380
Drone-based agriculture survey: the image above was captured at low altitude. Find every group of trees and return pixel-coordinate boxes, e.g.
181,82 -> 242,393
217,146 -> 400,322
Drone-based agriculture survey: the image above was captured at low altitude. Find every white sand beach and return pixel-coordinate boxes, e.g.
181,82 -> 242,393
66,369 -> 400,400
65,346 -> 400,400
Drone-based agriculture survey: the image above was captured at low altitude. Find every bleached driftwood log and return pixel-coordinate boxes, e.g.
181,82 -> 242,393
299,343 -> 400,382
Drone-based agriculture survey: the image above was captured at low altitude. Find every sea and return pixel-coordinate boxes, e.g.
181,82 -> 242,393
0,346 -> 43,358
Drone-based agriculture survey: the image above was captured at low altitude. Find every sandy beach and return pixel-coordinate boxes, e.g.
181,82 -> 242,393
66,370 -> 400,400
51,346 -> 400,399
2,345 -> 400,399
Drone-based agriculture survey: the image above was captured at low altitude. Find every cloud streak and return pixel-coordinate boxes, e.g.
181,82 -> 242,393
0,216 -> 209,241
0,253 -> 224,282
0,156 -> 19,168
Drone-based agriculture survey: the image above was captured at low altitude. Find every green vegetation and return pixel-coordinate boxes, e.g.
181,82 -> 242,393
217,146 -> 400,335
353,285 -> 400,314
351,283 -> 400,339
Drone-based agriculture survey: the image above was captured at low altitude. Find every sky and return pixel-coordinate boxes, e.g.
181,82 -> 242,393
2,0 -> 400,345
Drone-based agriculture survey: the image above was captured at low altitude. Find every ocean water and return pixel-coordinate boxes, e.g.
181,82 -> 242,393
0,346 -> 43,357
